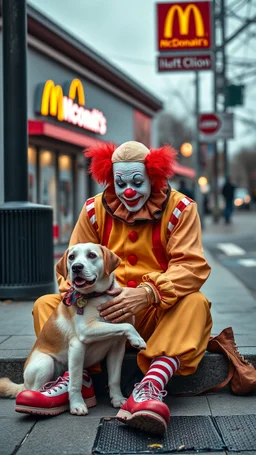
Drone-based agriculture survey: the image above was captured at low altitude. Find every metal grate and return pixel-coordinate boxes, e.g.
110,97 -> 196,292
92,416 -> 224,454
215,414 -> 256,452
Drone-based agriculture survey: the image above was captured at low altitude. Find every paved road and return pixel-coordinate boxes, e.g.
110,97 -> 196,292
203,211 -> 256,298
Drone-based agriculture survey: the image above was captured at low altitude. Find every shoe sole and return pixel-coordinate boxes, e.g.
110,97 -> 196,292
15,395 -> 97,416
15,404 -> 69,416
116,409 -> 167,436
84,396 -> 97,408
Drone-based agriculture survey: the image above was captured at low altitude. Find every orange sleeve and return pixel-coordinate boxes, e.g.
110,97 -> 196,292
56,203 -> 100,298
141,202 -> 211,309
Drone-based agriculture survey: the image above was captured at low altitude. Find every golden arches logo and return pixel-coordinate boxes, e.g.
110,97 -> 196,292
68,78 -> 85,105
164,4 -> 205,38
40,79 -> 85,121
41,80 -> 64,121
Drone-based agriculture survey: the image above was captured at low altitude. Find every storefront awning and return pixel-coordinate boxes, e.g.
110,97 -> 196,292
29,120 -> 196,178
173,163 -> 196,179
28,120 -> 106,148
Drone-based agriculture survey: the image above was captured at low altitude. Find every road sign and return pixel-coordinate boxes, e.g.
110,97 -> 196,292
198,113 -> 234,142
199,113 -> 221,134
157,1 -> 212,52
157,53 -> 213,72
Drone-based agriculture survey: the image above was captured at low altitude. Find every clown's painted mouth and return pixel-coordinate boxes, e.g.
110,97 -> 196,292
123,196 -> 142,207
73,277 -> 96,288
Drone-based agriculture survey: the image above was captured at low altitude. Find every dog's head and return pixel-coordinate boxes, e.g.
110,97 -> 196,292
66,243 -> 121,293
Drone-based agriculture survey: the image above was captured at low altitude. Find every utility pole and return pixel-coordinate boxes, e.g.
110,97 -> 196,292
3,0 -> 28,202
194,71 -> 204,228
212,0 -> 256,198
212,98 -> 220,221
212,0 -> 220,222
220,0 -> 228,179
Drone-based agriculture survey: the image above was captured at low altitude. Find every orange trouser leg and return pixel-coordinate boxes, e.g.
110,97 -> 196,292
32,294 -> 61,336
136,291 -> 212,376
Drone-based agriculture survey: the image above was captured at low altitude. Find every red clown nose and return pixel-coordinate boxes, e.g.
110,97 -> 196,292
124,188 -> 137,198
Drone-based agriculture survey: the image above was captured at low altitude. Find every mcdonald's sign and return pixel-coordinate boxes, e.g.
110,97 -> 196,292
157,2 -> 212,52
35,78 -> 107,135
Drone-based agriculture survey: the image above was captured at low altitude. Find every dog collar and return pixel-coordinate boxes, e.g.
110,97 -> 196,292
63,281 -> 114,315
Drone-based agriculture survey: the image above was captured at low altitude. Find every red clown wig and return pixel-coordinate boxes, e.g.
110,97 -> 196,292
85,142 -> 177,191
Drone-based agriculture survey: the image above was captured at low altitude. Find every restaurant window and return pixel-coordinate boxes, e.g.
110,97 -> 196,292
28,146 -> 37,203
134,110 -> 151,148
59,154 -> 74,243
39,150 -> 58,239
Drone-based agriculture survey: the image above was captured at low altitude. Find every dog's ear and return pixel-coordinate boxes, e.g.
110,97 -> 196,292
100,246 -> 121,276
56,247 -> 70,280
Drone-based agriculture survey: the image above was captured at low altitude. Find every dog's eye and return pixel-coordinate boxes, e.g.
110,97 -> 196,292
88,252 -> 97,259
68,254 -> 75,261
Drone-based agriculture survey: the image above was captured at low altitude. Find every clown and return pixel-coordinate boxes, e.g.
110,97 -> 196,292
16,141 -> 212,435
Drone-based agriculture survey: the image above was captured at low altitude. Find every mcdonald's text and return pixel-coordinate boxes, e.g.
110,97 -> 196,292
62,97 -> 106,135
35,79 -> 107,135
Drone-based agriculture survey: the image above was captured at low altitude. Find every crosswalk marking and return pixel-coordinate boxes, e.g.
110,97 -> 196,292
237,259 -> 256,267
217,243 -> 246,256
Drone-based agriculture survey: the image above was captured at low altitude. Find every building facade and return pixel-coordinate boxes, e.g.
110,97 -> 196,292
0,5 -> 195,245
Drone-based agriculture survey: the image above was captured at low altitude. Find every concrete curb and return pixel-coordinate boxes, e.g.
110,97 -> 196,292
0,349 -> 255,396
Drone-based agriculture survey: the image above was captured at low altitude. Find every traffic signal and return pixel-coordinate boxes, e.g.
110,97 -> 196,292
225,84 -> 244,107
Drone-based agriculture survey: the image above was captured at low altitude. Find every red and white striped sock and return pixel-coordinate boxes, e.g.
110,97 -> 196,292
141,356 -> 180,391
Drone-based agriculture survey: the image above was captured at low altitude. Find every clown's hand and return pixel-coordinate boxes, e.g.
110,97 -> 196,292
98,286 -> 152,323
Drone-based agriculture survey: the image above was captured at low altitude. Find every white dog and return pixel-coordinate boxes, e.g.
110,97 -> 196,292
0,243 -> 146,415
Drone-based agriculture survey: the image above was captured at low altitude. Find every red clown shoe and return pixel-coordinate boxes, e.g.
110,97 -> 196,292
15,371 -> 96,416
116,381 -> 170,435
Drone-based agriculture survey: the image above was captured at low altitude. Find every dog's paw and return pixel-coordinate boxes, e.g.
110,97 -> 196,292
129,335 -> 146,350
70,401 -> 88,416
111,395 -> 127,408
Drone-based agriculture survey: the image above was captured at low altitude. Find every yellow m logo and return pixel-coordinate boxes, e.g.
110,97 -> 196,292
164,4 -> 205,38
68,78 -> 85,105
40,79 -> 86,121
41,80 -> 64,121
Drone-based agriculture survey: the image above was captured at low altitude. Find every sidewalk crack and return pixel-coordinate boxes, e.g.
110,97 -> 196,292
11,420 -> 38,455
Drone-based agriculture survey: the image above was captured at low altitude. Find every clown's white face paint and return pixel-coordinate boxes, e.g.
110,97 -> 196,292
113,162 -> 151,212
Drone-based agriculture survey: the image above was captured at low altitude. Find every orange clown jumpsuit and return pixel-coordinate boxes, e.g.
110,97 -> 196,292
33,188 -> 212,377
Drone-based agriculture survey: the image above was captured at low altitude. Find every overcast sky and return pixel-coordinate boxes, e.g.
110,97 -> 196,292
28,0 -> 256,155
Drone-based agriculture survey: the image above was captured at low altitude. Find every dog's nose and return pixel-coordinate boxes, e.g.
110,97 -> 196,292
72,263 -> 84,273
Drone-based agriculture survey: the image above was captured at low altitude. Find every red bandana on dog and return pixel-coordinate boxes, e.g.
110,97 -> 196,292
63,281 -> 115,315
63,288 -> 88,315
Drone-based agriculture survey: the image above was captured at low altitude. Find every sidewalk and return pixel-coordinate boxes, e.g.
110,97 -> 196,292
202,211 -> 256,342
0,213 -> 255,454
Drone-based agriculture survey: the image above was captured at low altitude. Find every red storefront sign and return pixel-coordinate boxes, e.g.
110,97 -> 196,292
157,2 -> 212,52
158,54 -> 213,71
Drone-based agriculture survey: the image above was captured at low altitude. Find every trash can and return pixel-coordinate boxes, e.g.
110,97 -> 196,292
0,201 -> 56,299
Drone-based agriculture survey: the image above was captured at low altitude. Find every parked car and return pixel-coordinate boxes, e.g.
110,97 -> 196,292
234,187 -> 251,210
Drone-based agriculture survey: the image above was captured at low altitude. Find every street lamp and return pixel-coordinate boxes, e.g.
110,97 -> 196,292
180,142 -> 193,157
198,176 -> 208,186
198,176 -> 209,195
